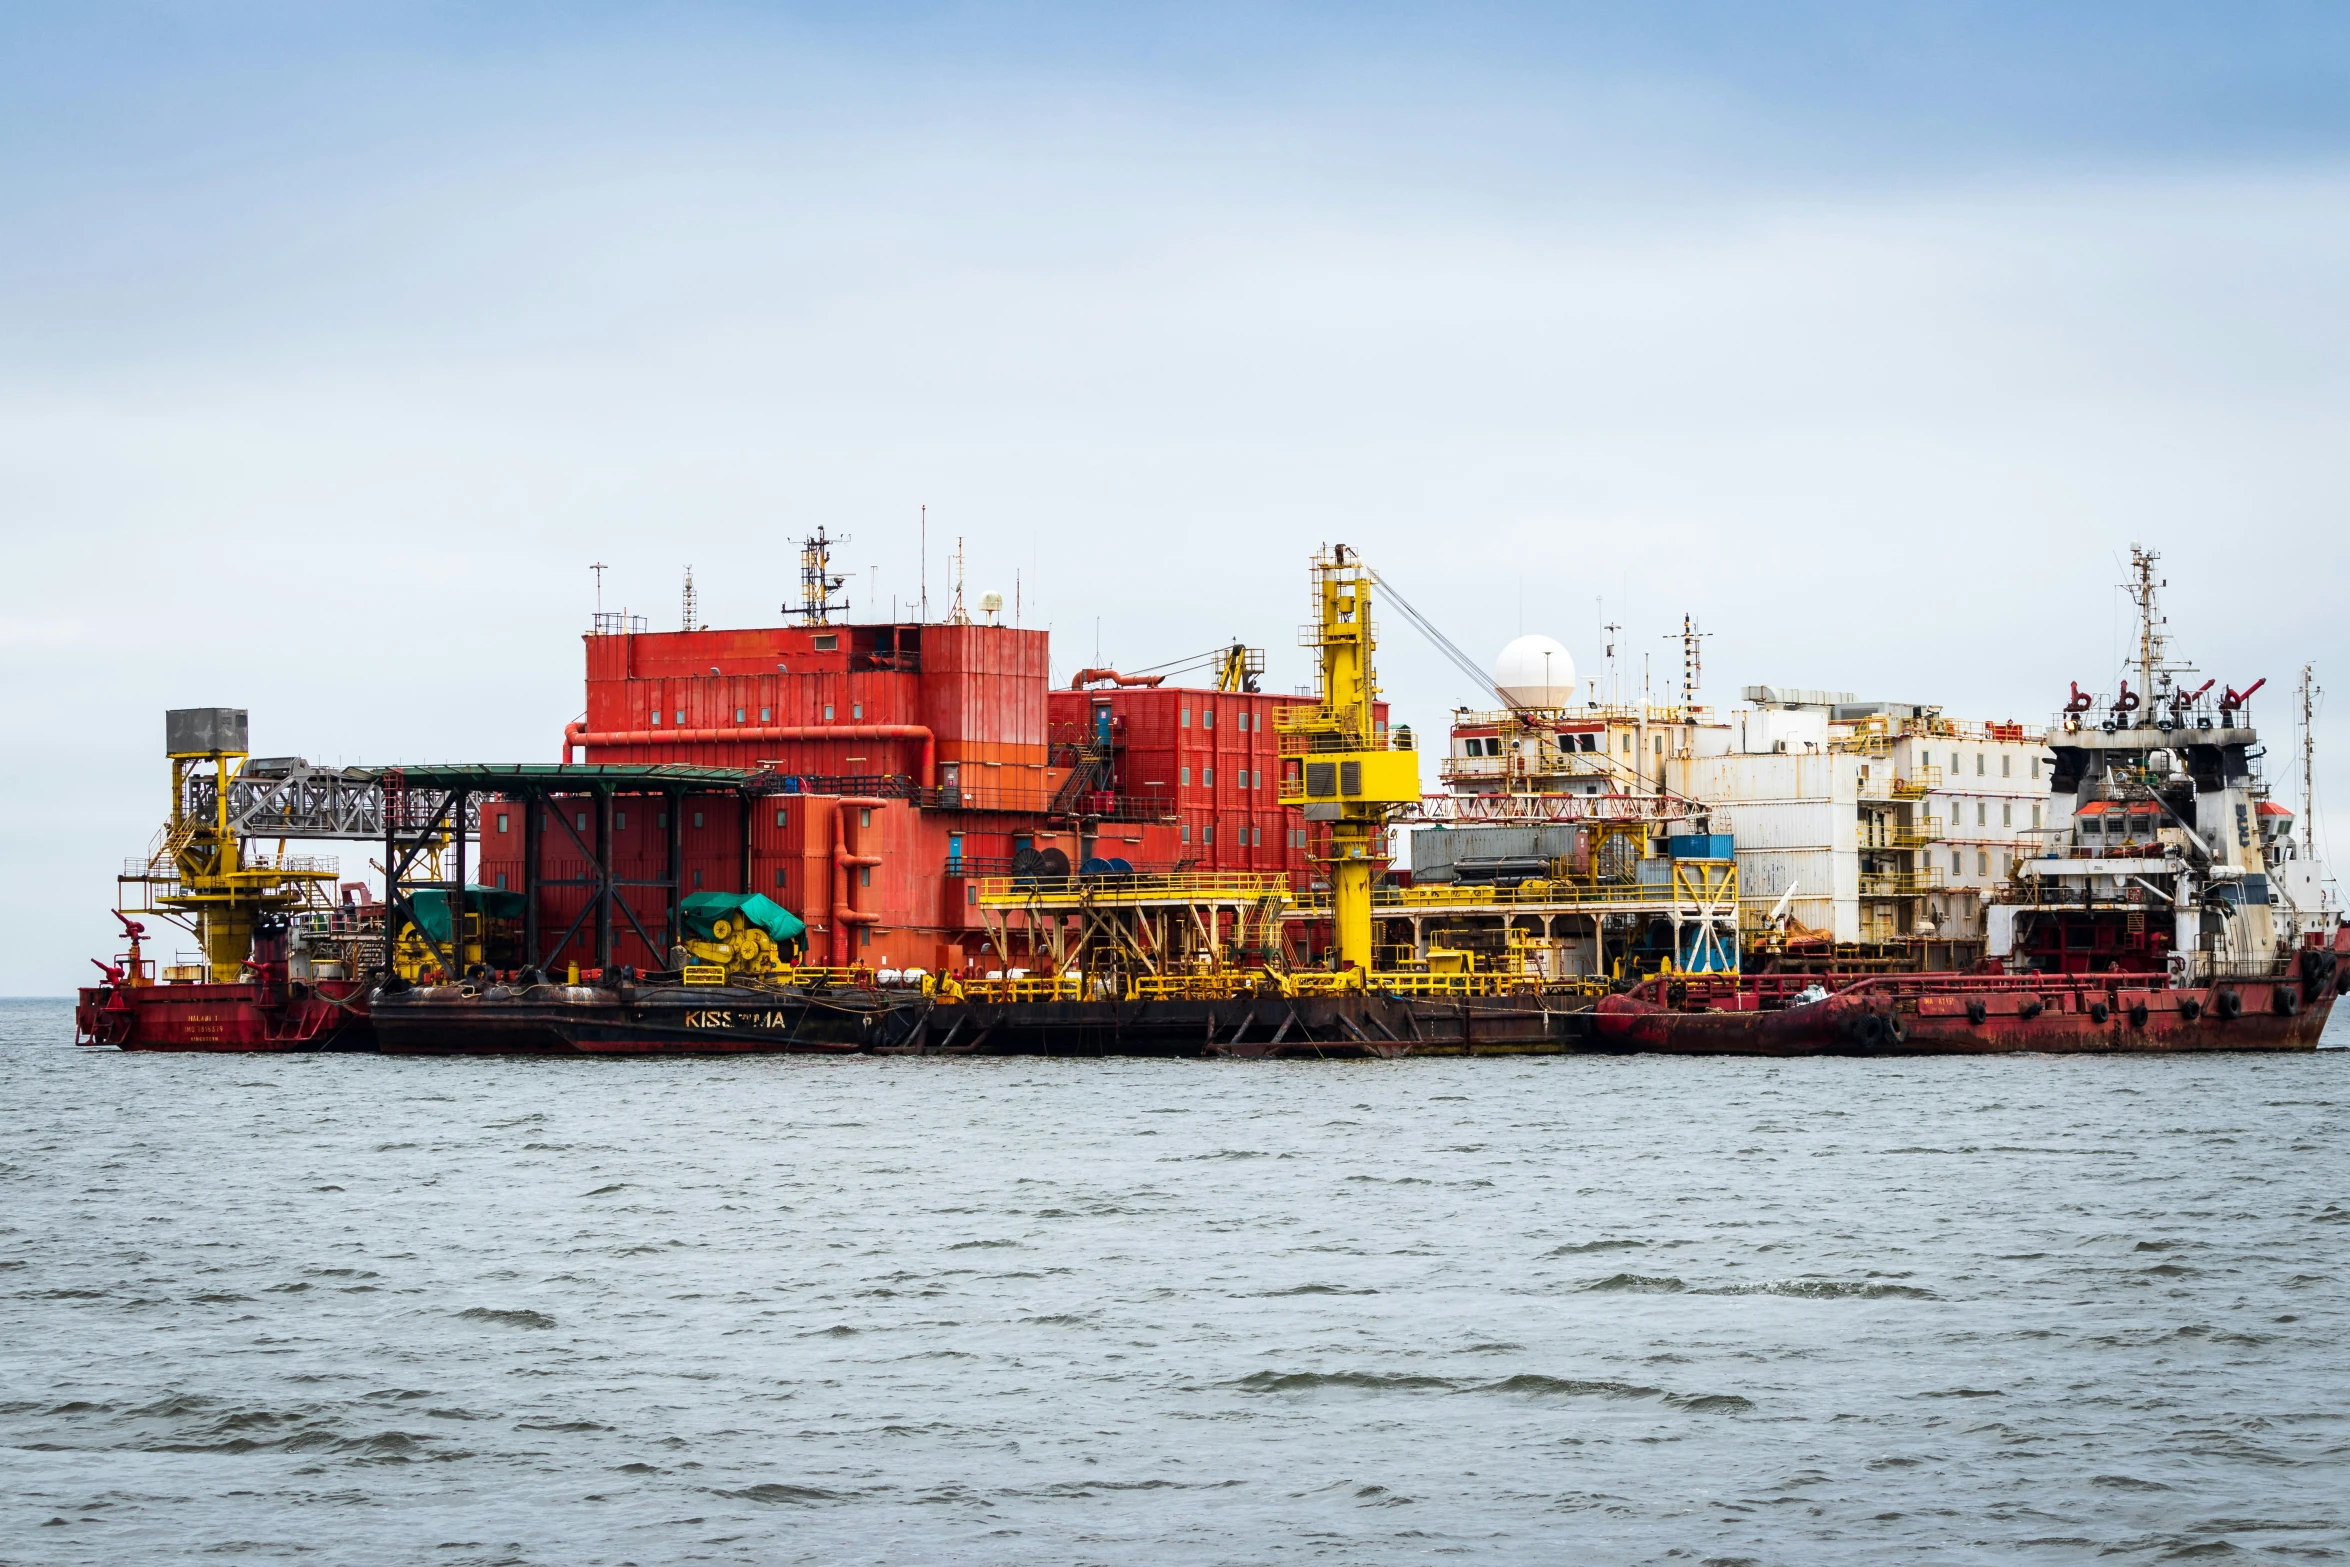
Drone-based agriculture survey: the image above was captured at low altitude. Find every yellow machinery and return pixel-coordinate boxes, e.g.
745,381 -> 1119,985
680,914 -> 794,978
122,709 -> 340,983
1213,641 -> 1266,693
1275,545 -> 1422,970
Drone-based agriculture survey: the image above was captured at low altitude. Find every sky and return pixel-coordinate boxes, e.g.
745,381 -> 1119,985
4,3 -> 2349,991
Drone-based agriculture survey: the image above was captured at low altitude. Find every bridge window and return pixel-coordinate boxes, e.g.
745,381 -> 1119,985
576,812 -> 588,832
1181,766 -> 1191,787
693,811 -> 704,829
1203,708 -> 1215,730
736,708 -> 745,723
495,873 -> 507,890
616,812 -> 626,829
1975,753 -> 1985,776
761,707 -> 772,722
1205,824 -> 1215,844
776,867 -> 788,888
824,705 -> 835,721
1977,850 -> 1989,875
1181,707 -> 1191,727
1205,767 -> 1215,788
1952,850 -> 1962,873
775,807 -> 788,827
859,808 -> 872,828
2032,804 -> 2041,828
496,813 -> 509,834
2002,803 -> 2012,826
652,711 -> 662,725
853,703 -> 863,720
2002,754 -> 2012,777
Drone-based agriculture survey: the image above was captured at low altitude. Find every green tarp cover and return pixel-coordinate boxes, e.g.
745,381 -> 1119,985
678,890 -> 806,947
407,886 -> 530,943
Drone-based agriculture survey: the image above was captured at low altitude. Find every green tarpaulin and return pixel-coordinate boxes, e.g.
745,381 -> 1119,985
407,886 -> 529,943
677,890 -> 806,948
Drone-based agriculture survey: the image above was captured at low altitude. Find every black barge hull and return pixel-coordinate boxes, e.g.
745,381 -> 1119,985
369,982 -> 1597,1057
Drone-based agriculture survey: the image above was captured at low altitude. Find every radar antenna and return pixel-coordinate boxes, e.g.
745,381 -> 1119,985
781,527 -> 851,626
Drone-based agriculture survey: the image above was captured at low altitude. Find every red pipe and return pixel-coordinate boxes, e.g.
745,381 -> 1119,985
830,796 -> 889,965
565,722 -> 935,786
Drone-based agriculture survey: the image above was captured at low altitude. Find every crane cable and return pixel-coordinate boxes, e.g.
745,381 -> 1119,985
1369,568 -> 1710,816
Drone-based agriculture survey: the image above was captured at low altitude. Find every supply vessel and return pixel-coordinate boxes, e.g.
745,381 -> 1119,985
1593,551 -> 2346,1051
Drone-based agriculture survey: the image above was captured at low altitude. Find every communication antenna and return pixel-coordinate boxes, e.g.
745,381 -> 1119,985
780,526 -> 851,625
920,504 -> 929,623
1664,614 -> 1711,717
680,565 -> 699,632
1601,605 -> 1621,708
592,561 -> 608,615
950,537 -> 970,625
2123,543 -> 2192,702
2299,663 -> 2322,858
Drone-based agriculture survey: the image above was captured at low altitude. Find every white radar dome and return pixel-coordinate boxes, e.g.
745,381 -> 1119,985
1493,634 -> 1577,709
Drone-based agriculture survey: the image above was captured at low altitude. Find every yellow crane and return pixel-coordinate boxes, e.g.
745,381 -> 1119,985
1274,545 -> 1421,970
122,709 -> 340,982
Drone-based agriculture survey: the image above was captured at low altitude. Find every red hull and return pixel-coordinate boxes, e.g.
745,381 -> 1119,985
1594,942 -> 2346,1056
74,981 -> 373,1051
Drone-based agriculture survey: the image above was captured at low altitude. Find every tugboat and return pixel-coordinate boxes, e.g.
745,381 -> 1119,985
75,710 -> 376,1050
1595,547 -> 2346,1053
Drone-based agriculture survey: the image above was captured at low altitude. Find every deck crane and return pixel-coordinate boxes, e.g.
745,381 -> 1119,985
1274,545 -> 1422,971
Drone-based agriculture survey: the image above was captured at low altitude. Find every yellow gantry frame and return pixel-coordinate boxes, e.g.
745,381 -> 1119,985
1273,545 -> 1421,970
136,745 -> 339,982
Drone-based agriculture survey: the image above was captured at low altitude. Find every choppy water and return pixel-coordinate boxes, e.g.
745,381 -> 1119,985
4,998 -> 2349,1565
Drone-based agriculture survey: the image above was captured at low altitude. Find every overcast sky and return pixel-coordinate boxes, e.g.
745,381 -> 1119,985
5,3 -> 2348,991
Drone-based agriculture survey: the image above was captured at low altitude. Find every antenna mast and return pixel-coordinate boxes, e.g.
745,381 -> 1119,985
949,536 -> 969,625
2300,662 -> 2321,857
2127,544 -> 2173,702
781,526 -> 851,626
920,505 -> 929,623
680,565 -> 699,632
1665,614 -> 1711,719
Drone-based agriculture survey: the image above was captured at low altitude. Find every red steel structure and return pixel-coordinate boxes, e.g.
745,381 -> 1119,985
474,620 -> 1388,976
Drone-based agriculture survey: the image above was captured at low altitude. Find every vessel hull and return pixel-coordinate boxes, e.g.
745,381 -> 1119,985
1594,978 -> 2338,1055
74,981 -> 373,1051
369,982 -> 1593,1057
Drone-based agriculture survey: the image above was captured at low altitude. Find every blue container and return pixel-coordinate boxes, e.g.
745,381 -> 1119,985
1667,833 -> 1735,859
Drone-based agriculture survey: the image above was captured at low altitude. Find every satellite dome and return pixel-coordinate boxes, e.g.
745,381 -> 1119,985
1493,634 -> 1577,709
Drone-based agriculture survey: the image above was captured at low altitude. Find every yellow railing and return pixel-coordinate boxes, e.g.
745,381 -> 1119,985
1290,877 -> 1728,916
771,965 -> 876,987
974,872 -> 1293,907
958,974 -> 1084,1003
947,968 -> 1593,1003
680,965 -> 728,986
1857,870 -> 1946,897
1858,819 -> 1940,850
1128,973 -> 1269,1001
